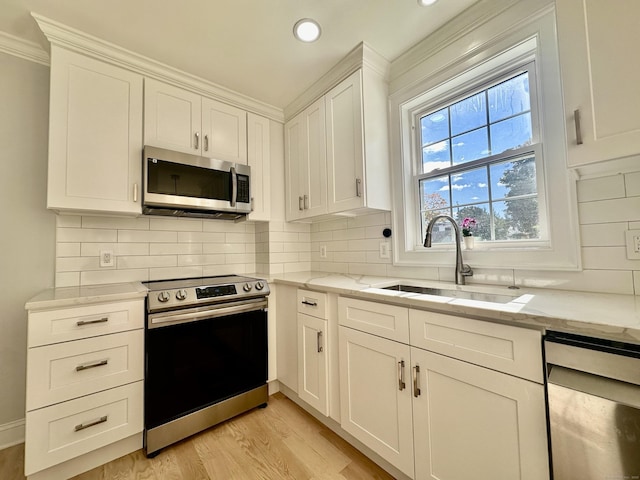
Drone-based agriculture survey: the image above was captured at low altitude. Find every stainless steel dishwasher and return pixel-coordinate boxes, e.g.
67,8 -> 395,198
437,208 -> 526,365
546,331 -> 640,480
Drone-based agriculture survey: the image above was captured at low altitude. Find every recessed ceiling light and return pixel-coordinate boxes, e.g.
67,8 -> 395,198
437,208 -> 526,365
293,18 -> 321,43
418,0 -> 438,5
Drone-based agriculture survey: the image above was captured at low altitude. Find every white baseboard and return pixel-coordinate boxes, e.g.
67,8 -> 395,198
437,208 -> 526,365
0,418 -> 25,450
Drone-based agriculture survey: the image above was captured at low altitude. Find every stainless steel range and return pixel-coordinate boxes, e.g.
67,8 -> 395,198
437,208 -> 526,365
143,275 -> 270,457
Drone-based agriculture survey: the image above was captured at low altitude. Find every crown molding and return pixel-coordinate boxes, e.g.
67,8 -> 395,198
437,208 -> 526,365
0,30 -> 49,66
31,13 -> 283,122
283,41 -> 391,121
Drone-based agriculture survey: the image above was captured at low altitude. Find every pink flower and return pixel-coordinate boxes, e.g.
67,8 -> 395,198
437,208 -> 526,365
461,217 -> 476,236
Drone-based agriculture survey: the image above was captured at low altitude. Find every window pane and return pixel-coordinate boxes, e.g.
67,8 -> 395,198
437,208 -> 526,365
450,92 -> 487,136
452,127 -> 489,165
450,167 -> 489,207
422,140 -> 451,173
423,210 -> 454,244
493,198 -> 539,240
420,177 -> 450,209
421,108 -> 449,146
490,157 -> 536,201
454,204 -> 491,240
490,113 -> 532,155
488,73 -> 530,123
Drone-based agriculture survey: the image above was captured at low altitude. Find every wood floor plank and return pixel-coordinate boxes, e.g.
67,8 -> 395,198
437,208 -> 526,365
0,393 -> 393,480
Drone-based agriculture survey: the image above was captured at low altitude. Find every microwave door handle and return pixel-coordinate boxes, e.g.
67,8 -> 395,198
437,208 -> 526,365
230,166 -> 237,207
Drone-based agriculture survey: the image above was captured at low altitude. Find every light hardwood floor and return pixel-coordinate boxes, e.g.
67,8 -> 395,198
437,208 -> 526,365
0,393 -> 394,480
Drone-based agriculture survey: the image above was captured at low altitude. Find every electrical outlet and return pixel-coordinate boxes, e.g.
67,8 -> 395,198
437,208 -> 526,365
625,230 -> 640,260
379,241 -> 390,259
100,249 -> 115,267
320,245 -> 327,258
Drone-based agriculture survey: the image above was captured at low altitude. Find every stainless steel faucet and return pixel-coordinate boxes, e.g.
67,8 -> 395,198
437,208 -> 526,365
424,214 -> 473,285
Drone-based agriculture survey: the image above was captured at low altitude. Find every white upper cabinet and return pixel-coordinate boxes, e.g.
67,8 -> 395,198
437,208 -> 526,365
144,78 -> 248,164
326,69 -> 390,214
247,113 -> 271,221
285,98 -> 328,221
556,0 -> 640,166
47,46 -> 143,215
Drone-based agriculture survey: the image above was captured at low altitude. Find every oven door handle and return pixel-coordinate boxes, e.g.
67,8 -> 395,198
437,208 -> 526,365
148,300 -> 267,328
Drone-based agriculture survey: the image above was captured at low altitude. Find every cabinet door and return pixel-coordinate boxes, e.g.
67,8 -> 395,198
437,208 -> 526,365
144,78 -> 201,155
48,47 -> 143,214
247,113 -> 270,221
326,70 -> 365,213
298,314 -> 329,415
284,112 -> 304,221
556,0 -> 640,166
411,347 -> 549,480
339,326 -> 414,477
201,98 -> 247,164
301,98 -> 328,218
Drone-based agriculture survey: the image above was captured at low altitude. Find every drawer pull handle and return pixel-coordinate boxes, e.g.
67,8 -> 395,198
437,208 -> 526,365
301,300 -> 317,307
76,317 -> 109,327
75,415 -> 108,432
398,360 -> 406,391
76,359 -> 109,372
413,365 -> 421,398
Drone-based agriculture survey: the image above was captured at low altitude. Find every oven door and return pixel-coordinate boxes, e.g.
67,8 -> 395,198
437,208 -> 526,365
145,299 -> 267,430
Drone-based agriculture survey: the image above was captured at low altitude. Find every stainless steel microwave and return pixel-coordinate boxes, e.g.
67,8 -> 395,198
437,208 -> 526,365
142,146 -> 251,220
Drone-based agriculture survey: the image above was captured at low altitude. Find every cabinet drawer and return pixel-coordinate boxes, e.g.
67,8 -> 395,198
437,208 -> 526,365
297,289 -> 328,319
27,330 -> 144,411
28,299 -> 144,347
409,309 -> 543,383
24,381 -> 143,476
338,297 -> 409,343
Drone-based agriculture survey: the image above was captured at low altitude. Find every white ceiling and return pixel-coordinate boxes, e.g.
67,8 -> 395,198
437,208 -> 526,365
0,0 -> 479,109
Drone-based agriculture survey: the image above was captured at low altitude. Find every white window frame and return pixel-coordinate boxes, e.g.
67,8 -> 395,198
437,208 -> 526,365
413,61 -> 549,246
389,8 -> 581,271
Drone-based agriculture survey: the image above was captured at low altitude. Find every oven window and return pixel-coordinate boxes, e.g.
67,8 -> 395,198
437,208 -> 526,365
147,159 -> 231,201
145,309 -> 267,429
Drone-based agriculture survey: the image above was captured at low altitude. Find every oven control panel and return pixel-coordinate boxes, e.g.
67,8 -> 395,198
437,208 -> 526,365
145,276 -> 270,312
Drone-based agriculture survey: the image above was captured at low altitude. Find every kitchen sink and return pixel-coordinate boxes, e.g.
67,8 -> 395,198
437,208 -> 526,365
382,284 -> 519,304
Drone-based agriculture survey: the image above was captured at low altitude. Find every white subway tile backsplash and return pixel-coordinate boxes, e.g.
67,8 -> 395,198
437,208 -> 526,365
56,256 -> 100,272
149,266 -> 203,281
202,243 -> 246,254
582,246 -> 640,270
82,216 -> 149,230
178,254 -> 225,266
56,215 -> 81,228
81,243 -> 149,257
625,172 -> 640,197
118,255 -> 177,269
55,272 -> 80,287
149,217 -> 203,232
118,230 -> 177,243
634,271 -> 640,295
57,243 -> 81,257
226,232 -> 254,244
203,264 -> 250,276
577,175 -> 625,202
58,228 -> 118,243
348,263 -> 387,276
579,223 -> 627,247
81,268 -> 149,285
177,231 -> 225,243
515,269 -> 634,295
578,197 -> 640,224
150,243 -> 203,255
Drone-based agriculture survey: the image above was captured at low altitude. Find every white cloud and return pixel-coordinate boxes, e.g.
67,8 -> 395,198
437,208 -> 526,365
450,183 -> 471,191
478,183 -> 487,188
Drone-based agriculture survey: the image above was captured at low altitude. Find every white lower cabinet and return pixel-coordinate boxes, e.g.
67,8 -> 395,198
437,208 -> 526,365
298,314 -> 329,415
411,347 -> 549,480
25,298 -> 145,479
339,326 -> 415,477
338,297 -> 549,480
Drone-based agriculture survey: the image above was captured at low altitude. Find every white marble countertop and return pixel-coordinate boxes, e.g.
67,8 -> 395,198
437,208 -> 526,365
25,282 -> 148,311
269,272 -> 640,344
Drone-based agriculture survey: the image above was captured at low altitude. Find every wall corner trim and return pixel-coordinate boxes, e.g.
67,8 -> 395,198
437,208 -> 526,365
0,418 -> 25,451
0,30 -> 49,66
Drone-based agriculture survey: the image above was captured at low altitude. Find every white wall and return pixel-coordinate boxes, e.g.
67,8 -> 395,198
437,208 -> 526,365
0,53 -> 55,438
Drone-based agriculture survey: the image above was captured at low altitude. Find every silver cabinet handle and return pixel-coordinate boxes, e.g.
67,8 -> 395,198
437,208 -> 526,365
194,132 -> 200,150
76,317 -> 108,327
413,365 -> 421,398
298,196 -> 304,211
398,360 -> 406,391
301,300 -> 317,307
133,183 -> 138,203
204,134 -> 209,152
317,331 -> 323,353
574,109 -> 583,145
356,178 -> 362,197
75,415 -> 108,432
76,359 -> 108,372
304,194 -> 309,210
